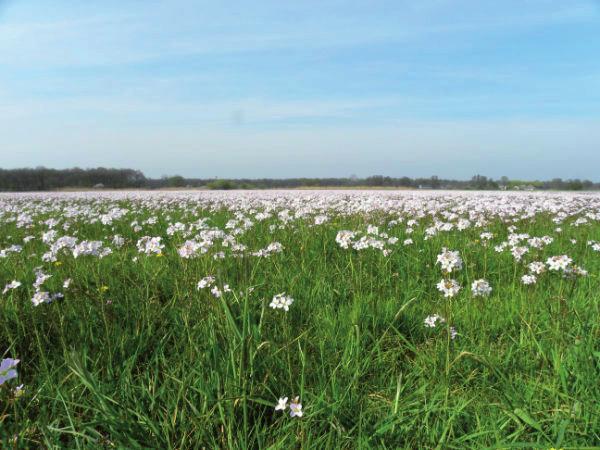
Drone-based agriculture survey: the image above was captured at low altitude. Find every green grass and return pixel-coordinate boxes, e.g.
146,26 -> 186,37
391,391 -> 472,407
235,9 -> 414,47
1,196 -> 599,448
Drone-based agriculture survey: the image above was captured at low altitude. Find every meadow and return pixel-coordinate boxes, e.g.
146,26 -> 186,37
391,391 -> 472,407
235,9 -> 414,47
1,190 -> 599,448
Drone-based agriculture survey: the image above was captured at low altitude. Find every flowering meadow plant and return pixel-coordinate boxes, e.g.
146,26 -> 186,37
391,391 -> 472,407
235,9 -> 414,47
0,190 -> 599,447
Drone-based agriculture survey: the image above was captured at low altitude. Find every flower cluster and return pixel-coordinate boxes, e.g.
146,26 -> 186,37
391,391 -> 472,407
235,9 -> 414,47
275,396 -> 303,417
436,279 -> 461,298
436,248 -> 463,273
471,279 -> 492,297
136,236 -> 164,255
269,293 -> 294,311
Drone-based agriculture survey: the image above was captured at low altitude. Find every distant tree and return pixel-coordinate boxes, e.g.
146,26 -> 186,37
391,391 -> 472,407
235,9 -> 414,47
207,179 -> 237,190
567,179 -> 583,191
167,175 -> 186,188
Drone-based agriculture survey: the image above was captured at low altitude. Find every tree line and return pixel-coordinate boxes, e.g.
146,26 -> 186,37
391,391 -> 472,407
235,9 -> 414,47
0,167 -> 598,191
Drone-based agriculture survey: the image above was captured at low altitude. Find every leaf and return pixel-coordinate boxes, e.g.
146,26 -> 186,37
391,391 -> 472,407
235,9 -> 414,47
513,408 -> 543,432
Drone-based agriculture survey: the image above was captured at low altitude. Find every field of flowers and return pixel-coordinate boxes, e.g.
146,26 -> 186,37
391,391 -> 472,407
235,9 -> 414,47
1,190 -> 599,448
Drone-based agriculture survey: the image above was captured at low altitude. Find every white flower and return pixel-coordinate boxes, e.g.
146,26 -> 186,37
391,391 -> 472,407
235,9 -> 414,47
269,293 -> 294,311
521,274 -> 537,285
314,215 -> 328,225
197,276 -> 216,290
335,230 -> 356,249
2,280 -> 21,294
546,255 -> 572,271
436,279 -> 461,298
367,225 -> 379,236
528,261 -> 546,275
33,272 -> 52,290
436,248 -> 463,273
564,265 -> 588,277
471,279 -> 492,297
424,314 -> 445,328
72,240 -> 105,258
31,291 -> 51,306
289,397 -> 303,418
210,286 -> 222,298
510,246 -> 528,261
178,240 -> 202,258
136,236 -> 164,255
112,235 -> 125,247
63,278 -> 72,289
275,397 -> 288,411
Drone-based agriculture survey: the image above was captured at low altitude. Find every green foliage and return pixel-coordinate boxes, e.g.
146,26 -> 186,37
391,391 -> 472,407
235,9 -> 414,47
1,205 -> 599,448
206,179 -> 238,190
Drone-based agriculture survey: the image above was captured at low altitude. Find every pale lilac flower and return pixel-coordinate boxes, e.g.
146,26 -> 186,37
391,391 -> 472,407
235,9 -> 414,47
178,240 -> 202,258
564,265 -> 588,278
72,240 -> 105,258
33,271 -> 52,290
436,279 -> 461,298
0,358 -> 19,385
521,274 -> 537,285
546,255 -> 572,271
528,261 -> 546,275
31,291 -> 51,306
510,246 -> 528,261
436,248 -> 462,273
314,215 -> 328,225
335,230 -> 356,249
424,314 -> 445,328
471,279 -> 492,297
112,235 -> 125,247
136,236 -> 164,255
289,397 -> 303,418
197,276 -> 216,290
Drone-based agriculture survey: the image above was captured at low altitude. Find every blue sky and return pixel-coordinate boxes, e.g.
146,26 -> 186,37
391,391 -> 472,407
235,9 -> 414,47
1,0 -> 600,179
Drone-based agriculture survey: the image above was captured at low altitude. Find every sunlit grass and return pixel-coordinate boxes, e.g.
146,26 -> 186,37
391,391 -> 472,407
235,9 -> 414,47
1,193 -> 599,448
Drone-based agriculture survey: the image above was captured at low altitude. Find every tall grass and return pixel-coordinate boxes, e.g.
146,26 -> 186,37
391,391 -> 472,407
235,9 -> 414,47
1,194 -> 599,448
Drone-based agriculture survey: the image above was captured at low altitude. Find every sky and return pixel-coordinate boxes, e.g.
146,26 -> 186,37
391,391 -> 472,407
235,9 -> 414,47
1,0 -> 600,180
